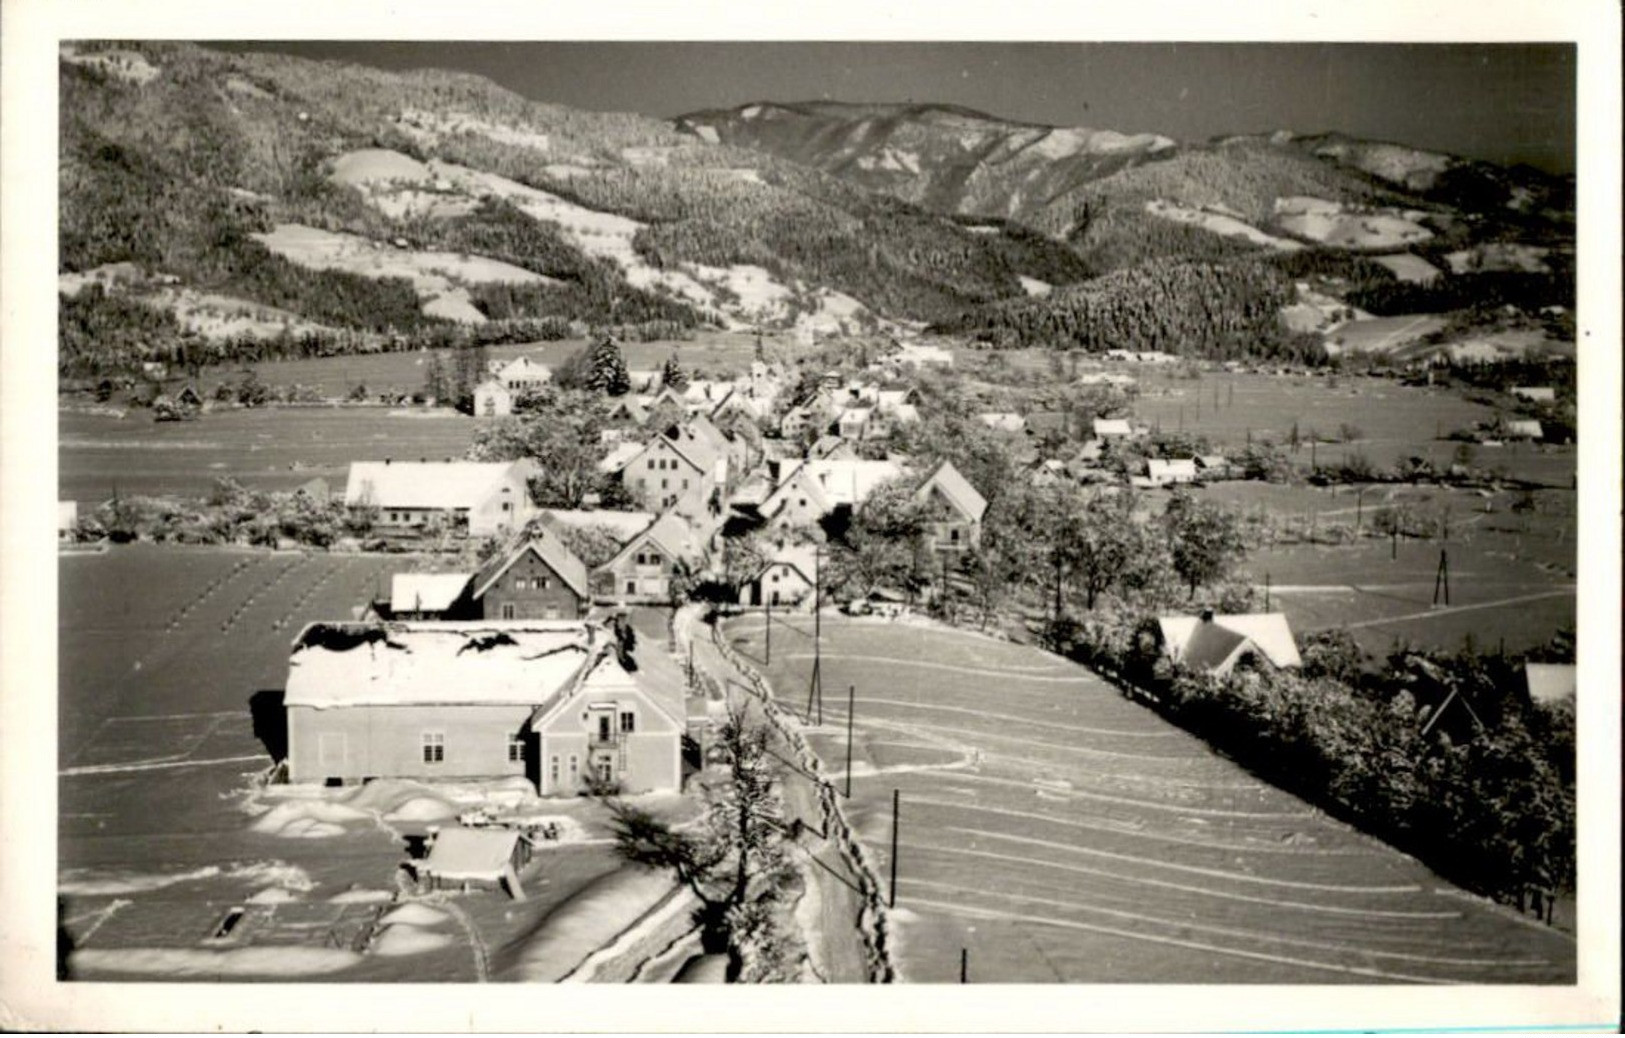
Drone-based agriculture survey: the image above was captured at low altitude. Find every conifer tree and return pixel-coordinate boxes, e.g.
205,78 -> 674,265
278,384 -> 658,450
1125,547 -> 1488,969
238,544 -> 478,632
660,353 -> 689,391
586,335 -> 631,396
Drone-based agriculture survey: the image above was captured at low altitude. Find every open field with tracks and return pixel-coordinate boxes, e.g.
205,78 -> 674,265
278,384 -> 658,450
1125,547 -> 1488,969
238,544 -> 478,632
59,407 -> 479,503
722,613 -> 1576,983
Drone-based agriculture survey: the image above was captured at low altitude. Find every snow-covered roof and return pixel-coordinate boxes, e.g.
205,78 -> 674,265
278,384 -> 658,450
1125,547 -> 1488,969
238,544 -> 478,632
598,441 -> 645,474
915,460 -> 988,523
423,827 -> 522,882
285,621 -> 597,709
1158,613 -> 1301,675
1094,418 -> 1133,437
539,509 -> 656,543
345,461 -> 532,510
799,459 -> 904,507
1525,663 -> 1576,705
391,572 -> 472,613
1504,419 -> 1543,439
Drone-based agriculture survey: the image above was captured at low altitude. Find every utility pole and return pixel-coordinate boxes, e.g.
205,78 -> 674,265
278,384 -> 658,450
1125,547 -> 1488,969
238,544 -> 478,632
845,684 -> 855,799
806,546 -> 823,725
1391,525 -> 1398,561
889,788 -> 900,908
764,593 -> 771,665
1433,549 -> 1450,607
1264,571 -> 1271,612
1356,487 -> 1365,533
960,947 -> 969,984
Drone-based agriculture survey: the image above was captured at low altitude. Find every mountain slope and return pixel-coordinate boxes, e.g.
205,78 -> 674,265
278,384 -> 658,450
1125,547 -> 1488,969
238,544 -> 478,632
58,43 -> 1088,377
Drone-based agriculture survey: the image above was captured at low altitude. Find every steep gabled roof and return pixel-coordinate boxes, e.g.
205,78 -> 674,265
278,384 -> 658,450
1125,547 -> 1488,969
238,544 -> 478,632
471,534 -> 591,601
600,510 -> 701,572
759,462 -> 835,520
1158,613 -> 1301,675
914,459 -> 988,523
529,650 -> 686,732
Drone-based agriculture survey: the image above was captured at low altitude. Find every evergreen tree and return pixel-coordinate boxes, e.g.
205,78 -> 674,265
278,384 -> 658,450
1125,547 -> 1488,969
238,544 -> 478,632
586,335 -> 631,396
660,353 -> 689,391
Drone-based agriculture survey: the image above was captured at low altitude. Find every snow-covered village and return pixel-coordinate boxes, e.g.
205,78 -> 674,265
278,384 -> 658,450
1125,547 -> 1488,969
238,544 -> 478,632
8,23 -> 1621,1034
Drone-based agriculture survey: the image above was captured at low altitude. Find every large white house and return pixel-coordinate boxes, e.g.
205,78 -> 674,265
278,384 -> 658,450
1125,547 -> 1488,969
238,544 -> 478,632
345,459 -> 538,537
283,620 -> 682,795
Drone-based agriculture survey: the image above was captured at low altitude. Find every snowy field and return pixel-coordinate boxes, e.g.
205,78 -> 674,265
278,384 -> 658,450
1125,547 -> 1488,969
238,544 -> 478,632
723,615 -> 1576,983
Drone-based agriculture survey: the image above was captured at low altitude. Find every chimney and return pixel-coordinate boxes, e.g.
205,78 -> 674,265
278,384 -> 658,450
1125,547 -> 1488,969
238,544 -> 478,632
1199,609 -> 1215,623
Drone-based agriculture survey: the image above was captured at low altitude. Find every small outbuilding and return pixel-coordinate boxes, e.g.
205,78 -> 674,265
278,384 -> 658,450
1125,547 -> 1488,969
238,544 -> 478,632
418,827 -> 530,899
1158,611 -> 1302,677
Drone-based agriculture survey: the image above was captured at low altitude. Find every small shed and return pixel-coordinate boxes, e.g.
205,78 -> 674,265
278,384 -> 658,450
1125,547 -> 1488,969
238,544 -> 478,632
419,826 -> 529,899
1503,419 -> 1544,441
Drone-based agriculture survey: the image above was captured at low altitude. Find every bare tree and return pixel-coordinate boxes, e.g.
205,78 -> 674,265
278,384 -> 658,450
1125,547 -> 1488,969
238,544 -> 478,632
605,704 -> 802,980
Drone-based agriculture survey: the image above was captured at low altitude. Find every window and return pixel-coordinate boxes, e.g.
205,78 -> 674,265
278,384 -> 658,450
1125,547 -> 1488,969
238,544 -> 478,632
620,711 -> 635,733
568,754 -> 579,785
508,734 -> 526,763
512,577 -> 526,591
647,459 -> 655,470
549,755 -> 559,785
661,478 -> 669,490
501,603 -> 516,619
422,733 -> 445,764
626,580 -> 636,594
539,577 -> 550,590
682,479 -> 689,490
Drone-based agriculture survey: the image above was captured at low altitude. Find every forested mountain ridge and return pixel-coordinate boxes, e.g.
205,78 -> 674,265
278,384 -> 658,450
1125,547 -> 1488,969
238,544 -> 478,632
58,43 -> 1088,377
59,42 -> 1574,378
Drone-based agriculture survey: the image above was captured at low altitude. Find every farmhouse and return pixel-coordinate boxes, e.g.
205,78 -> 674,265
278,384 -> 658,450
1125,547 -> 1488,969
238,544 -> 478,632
1093,418 -> 1134,439
596,511 -> 702,602
606,417 -> 736,519
345,459 -> 538,537
800,458 -> 905,509
416,827 -> 529,899
755,462 -> 836,531
807,435 -> 857,461
1157,611 -> 1302,677
1140,458 -> 1199,487
283,620 -> 681,795
496,356 -> 552,392
837,406 -> 875,440
473,379 -> 514,417
1195,455 -> 1233,480
913,459 -> 988,553
741,543 -> 818,608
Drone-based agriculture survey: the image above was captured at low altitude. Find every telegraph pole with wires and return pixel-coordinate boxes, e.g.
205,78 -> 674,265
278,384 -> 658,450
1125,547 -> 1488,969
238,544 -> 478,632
805,545 -> 823,726
844,684 -> 856,799
1432,549 -> 1451,607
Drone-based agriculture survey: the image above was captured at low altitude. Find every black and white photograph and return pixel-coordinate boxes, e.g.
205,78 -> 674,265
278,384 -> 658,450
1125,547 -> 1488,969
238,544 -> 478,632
2,1 -> 1619,1031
